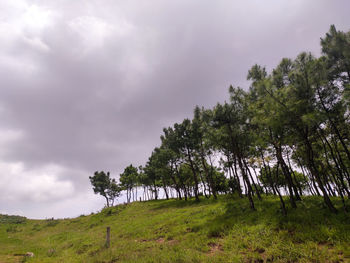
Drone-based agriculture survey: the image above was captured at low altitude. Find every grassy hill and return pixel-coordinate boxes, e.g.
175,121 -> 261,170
1,195 -> 350,263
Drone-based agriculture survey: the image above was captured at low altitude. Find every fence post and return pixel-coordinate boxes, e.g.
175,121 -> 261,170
106,226 -> 111,248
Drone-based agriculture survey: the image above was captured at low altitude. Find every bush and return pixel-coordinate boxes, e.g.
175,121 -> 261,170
0,214 -> 27,224
6,225 -> 20,233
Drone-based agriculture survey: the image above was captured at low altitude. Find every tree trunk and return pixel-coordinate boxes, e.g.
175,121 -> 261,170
243,158 -> 262,200
186,148 -> 200,201
304,136 -> 337,213
276,162 -> 287,215
238,155 -> 255,210
260,149 -> 276,195
274,144 -> 297,208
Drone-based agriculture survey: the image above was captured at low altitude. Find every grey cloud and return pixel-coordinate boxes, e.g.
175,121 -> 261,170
0,0 -> 350,218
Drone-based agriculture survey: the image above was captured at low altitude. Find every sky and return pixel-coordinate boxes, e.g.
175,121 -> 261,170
0,0 -> 349,219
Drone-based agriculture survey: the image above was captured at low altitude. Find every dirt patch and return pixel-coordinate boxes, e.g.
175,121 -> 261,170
317,241 -> 346,261
318,241 -> 334,248
156,238 -> 165,243
167,239 -> 179,245
207,242 -> 223,255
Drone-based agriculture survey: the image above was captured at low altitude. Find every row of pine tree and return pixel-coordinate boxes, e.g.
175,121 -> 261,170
98,25 -> 349,214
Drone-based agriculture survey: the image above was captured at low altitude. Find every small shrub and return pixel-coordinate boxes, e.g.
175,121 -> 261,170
76,242 -> 93,255
89,223 -> 98,229
106,209 -> 113,216
32,224 -> 41,231
208,227 -> 224,238
207,223 -> 228,238
6,225 -> 20,233
46,220 -> 59,227
0,214 -> 26,224
190,225 -> 201,232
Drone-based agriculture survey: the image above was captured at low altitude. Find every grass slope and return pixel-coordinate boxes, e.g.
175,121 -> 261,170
0,195 -> 350,263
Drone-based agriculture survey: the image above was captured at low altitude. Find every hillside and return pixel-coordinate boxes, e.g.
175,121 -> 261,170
1,196 -> 350,263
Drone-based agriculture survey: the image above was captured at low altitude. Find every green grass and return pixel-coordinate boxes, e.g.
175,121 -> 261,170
0,195 -> 350,262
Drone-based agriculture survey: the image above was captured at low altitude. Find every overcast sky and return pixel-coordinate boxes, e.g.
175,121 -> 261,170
0,0 -> 349,219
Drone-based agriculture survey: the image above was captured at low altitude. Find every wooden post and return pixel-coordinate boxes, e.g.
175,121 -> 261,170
106,226 -> 110,248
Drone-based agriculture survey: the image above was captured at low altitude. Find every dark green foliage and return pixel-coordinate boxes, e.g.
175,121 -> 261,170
0,214 -> 26,224
6,225 -> 20,233
89,171 -> 122,207
45,220 -> 59,227
119,164 -> 139,203
259,166 -> 307,190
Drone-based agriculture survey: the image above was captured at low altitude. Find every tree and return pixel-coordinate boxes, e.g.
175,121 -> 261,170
107,180 -> 123,206
120,165 -> 139,203
89,171 -> 122,207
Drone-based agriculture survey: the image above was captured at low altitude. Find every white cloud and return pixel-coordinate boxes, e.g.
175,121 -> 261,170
0,162 -> 75,202
22,35 -> 50,52
68,16 -> 132,52
0,2 -> 53,74
0,3 -> 54,37
21,4 -> 54,33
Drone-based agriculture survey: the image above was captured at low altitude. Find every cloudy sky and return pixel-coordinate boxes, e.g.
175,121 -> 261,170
0,0 -> 349,219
